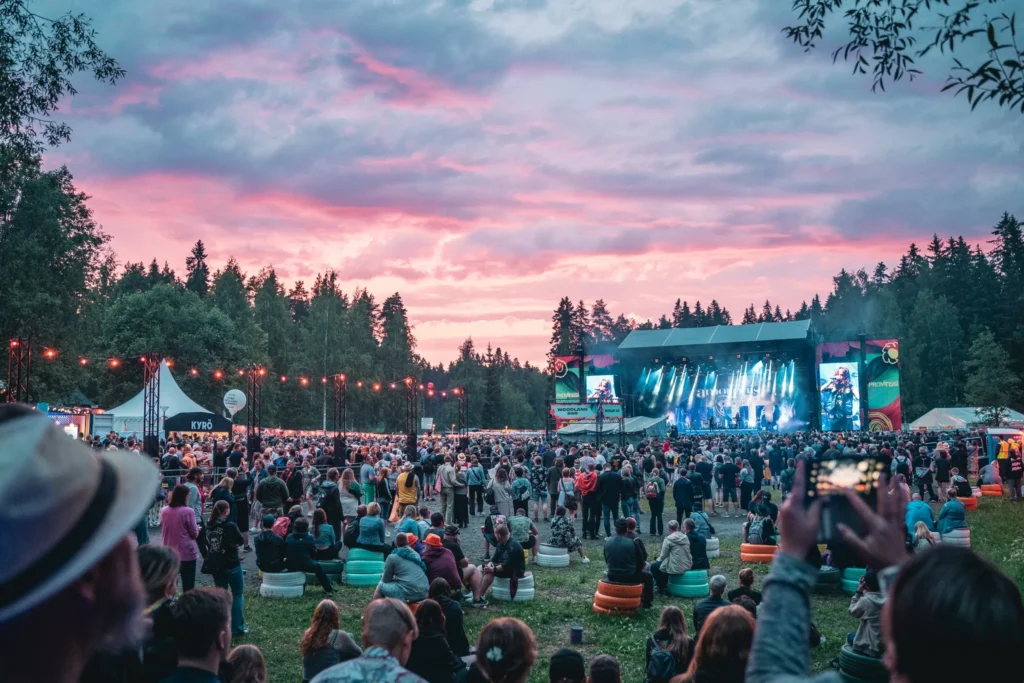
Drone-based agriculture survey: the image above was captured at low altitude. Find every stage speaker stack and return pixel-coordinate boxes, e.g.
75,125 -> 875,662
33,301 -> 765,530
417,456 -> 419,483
407,432 -> 418,459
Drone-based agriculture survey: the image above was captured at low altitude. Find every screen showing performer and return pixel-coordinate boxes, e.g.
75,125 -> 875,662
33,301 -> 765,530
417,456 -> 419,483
586,375 -> 617,402
818,362 -> 861,431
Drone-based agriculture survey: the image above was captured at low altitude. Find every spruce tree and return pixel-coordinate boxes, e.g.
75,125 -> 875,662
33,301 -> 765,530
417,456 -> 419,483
184,240 -> 210,296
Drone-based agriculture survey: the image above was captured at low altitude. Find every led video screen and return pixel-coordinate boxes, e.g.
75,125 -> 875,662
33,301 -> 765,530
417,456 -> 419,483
585,374 -> 618,402
818,361 -> 861,431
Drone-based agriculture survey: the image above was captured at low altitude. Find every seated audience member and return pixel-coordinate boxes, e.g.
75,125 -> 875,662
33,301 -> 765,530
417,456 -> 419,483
650,520 -> 693,596
422,534 -> 463,594
428,579 -> 471,658
417,507 -> 432,538
978,460 -> 1002,486
743,505 -> 776,545
357,502 -> 391,556
589,655 -> 621,683
549,648 -> 586,683
938,488 -> 969,535
0,405 -> 159,683
690,507 -> 716,541
684,519 -> 709,571
276,504 -> 304,538
549,505 -> 589,563
761,492 -> 779,525
744,461 -> 1024,683
343,505 -> 366,549
732,595 -> 758,620
465,618 -> 537,683
309,598 -> 421,682
727,568 -> 763,606
286,519 -> 335,593
478,525 -> 526,597
625,517 -> 648,563
81,544 -> 181,683
603,518 -> 654,610
675,606 -> 755,683
254,514 -> 287,573
424,512 -> 447,541
396,505 -> 422,540
912,522 -> 937,552
165,588 -> 234,683
312,508 -> 342,560
950,468 -> 973,498
904,494 -> 936,533
403,599 -> 467,683
443,525 -> 486,604
848,570 -> 885,658
482,505 -> 508,560
508,508 -> 540,561
301,600 -> 362,683
226,644 -> 267,683
374,533 -> 429,604
692,575 -> 731,636
645,606 -> 693,683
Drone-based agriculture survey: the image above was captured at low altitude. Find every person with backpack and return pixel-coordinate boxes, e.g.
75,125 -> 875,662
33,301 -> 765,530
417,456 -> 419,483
203,500 -> 248,636
645,468 -> 667,536
892,448 -> 913,484
421,451 -> 437,502
743,505 -> 776,546
511,466 -> 533,516
779,459 -> 797,500
645,606 -> 693,683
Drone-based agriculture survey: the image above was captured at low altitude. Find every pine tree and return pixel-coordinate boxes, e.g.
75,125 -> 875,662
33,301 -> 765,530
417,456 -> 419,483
548,297 -> 575,366
287,281 -> 310,325
657,314 -> 672,329
482,344 -> 502,429
184,240 -> 210,296
964,329 -> 1021,426
741,304 -> 757,325
693,301 -> 706,327
773,305 -> 784,322
794,301 -> 810,320
758,300 -> 774,323
212,258 -> 250,325
572,300 -> 591,349
591,299 -> 614,344
809,294 -> 824,319
610,314 -> 634,342
673,300 -> 694,327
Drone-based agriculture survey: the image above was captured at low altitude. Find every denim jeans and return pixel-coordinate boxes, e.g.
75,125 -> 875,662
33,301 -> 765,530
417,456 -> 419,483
214,564 -> 246,634
602,502 -> 619,536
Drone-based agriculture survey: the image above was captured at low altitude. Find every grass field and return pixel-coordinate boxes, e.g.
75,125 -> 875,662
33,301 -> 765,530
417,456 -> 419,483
238,496 -> 1024,683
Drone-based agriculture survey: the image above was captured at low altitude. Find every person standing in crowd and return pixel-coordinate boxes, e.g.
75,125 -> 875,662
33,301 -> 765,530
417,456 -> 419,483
596,461 -> 622,538
255,464 -> 290,517
310,598 -> 424,683
529,456 -> 550,522
673,469 -> 695,525
339,468 -> 363,531
453,463 -> 470,528
511,466 -> 532,517
645,467 -> 666,536
361,455 -> 377,506
1008,443 -> 1023,501
620,465 -> 640,525
204,500 -> 248,636
438,455 -> 457,525
211,475 -> 237,526
467,456 -> 487,517
232,462 -> 253,549
397,463 -> 420,518
301,600 -> 362,683
739,459 -> 755,511
162,483 -> 201,590
163,588 -> 234,683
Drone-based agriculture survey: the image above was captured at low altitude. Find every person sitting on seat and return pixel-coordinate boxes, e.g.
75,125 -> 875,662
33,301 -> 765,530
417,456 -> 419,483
979,460 -> 1002,486
482,505 -> 508,561
604,518 -> 654,609
312,508 -> 342,560
508,508 -> 539,562
692,575 -> 730,636
356,502 -> 391,557
422,534 -> 462,594
650,520 -> 692,596
396,505 -> 421,540
690,507 -> 716,541
912,521 -> 937,552
743,505 -> 776,545
286,519 -> 335,593
726,568 -> 762,606
645,605 -> 693,683
950,468 -> 973,498
938,488 -> 969,535
373,532 -> 429,604
904,493 -> 936,534
684,519 -> 710,571
343,505 -> 366,549
549,505 -> 589,563
254,514 -> 287,574
478,525 -> 526,597
847,570 -> 885,657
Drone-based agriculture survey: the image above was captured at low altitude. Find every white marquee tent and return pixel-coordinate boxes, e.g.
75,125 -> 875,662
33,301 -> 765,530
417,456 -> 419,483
100,360 -> 215,434
907,407 -> 1024,430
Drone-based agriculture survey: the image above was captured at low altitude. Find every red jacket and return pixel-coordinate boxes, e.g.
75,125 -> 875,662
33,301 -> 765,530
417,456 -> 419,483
575,470 -> 598,496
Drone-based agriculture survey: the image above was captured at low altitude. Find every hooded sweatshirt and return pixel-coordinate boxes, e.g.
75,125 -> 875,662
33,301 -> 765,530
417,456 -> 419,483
575,469 -> 599,497
849,591 -> 886,657
656,531 -> 693,575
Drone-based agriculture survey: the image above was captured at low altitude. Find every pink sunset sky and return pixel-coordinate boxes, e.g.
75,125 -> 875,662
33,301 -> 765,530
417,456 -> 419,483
42,0 -> 1022,365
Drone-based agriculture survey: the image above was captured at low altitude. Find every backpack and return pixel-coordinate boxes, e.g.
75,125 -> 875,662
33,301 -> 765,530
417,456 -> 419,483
513,479 -> 531,502
894,456 -> 911,478
747,517 -> 766,545
484,484 -> 496,506
201,523 -> 226,574
780,468 -> 795,492
646,641 -> 677,683
645,480 -> 660,499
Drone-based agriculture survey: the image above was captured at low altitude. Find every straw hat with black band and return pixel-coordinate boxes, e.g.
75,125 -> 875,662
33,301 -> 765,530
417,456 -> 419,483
0,406 -> 159,623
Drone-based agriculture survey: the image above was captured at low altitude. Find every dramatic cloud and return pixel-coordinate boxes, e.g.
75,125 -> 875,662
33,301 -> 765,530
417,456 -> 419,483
41,0 -> 1023,364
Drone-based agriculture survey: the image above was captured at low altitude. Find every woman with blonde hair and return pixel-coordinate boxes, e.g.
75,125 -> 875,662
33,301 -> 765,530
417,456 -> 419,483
669,605 -> 754,683
226,644 -> 266,683
211,475 -> 237,526
914,520 -> 937,551
300,600 -> 362,682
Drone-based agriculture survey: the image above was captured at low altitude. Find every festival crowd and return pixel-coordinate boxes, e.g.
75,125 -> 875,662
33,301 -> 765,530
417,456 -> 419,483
1,401 -> 1023,683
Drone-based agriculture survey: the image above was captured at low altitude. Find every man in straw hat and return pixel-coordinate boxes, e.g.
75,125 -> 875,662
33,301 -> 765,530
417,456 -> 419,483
0,404 -> 160,683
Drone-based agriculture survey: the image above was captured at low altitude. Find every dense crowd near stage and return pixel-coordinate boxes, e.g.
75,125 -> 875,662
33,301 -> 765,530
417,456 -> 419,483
2,403 -> 1022,683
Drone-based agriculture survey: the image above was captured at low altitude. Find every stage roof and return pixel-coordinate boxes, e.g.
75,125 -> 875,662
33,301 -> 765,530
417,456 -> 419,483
617,320 -> 812,354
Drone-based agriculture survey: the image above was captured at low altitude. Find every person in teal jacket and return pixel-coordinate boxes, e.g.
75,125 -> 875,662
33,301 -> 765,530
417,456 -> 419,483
905,493 -> 936,532
938,489 -> 968,535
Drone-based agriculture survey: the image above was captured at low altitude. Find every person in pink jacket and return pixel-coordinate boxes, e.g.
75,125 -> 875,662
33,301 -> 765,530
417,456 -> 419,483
161,484 -> 200,590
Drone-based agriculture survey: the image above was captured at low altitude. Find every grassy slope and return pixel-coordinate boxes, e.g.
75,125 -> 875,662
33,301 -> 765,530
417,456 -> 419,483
240,496 -> 1024,683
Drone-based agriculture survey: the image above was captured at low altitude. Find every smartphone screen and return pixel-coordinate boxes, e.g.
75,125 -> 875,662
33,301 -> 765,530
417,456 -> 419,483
805,457 -> 886,543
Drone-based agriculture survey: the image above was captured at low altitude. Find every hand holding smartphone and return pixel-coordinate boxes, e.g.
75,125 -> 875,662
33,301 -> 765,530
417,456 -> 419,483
804,456 -> 886,543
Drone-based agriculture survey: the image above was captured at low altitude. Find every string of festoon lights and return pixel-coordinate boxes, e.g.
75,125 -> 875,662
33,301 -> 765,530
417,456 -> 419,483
22,342 -> 459,399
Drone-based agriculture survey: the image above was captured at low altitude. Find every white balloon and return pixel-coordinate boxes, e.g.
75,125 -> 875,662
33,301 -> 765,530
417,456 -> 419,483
223,389 -> 246,416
